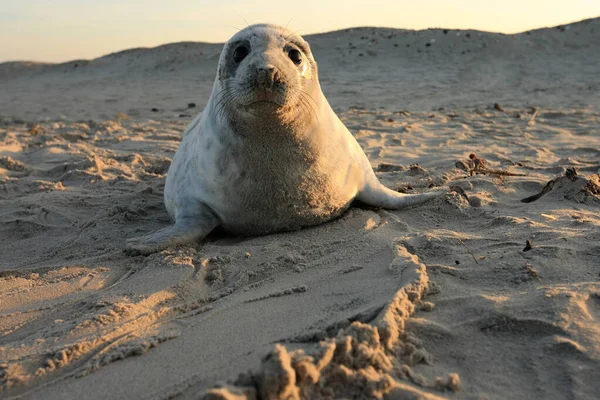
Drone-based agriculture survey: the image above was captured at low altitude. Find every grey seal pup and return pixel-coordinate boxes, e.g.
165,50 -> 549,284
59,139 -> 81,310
127,24 -> 444,254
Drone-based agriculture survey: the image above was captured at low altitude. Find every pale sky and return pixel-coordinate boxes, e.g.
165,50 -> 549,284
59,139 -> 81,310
1,0 -> 599,63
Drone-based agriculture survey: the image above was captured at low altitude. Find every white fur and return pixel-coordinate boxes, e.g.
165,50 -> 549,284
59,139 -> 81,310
126,24 -> 443,254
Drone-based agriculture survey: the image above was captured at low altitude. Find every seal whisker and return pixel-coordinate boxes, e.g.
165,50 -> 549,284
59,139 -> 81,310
280,17 -> 295,38
301,93 -> 319,123
290,87 -> 318,123
294,94 -> 314,123
214,86 -> 236,104
236,13 -> 255,36
213,87 -> 238,118
296,95 -> 314,122
284,17 -> 295,31
215,96 -> 235,121
284,28 -> 305,42
219,96 -> 238,121
214,95 -> 233,121
293,91 -> 311,114
219,90 -> 243,121
226,24 -> 242,34
216,95 -> 232,121
298,87 -> 319,109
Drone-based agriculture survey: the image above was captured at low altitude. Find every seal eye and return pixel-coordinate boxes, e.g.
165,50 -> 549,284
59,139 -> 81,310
233,45 -> 249,63
288,49 -> 302,65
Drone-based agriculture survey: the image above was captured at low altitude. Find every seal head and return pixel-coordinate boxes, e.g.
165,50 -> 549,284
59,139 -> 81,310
216,25 -> 317,122
211,24 -> 322,142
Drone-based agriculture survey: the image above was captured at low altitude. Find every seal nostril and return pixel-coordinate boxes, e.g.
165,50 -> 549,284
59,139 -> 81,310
257,66 -> 279,87
273,70 -> 281,83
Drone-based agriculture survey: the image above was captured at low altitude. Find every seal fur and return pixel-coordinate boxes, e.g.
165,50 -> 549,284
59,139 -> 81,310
126,24 -> 444,253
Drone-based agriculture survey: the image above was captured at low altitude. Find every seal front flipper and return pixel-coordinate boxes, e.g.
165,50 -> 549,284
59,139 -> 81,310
125,208 -> 220,255
356,179 -> 447,210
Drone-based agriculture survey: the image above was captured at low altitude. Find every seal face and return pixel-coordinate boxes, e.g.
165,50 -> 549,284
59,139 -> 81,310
126,24 -> 444,254
217,27 -> 315,116
214,24 -> 319,136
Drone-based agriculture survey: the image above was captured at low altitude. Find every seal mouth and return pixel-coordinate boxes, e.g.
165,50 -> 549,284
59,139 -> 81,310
242,101 -> 286,115
247,100 -> 282,106
254,90 -> 284,103
244,94 -> 286,108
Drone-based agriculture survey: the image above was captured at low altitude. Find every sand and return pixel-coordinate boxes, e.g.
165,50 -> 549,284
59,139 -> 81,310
1,17 -> 599,400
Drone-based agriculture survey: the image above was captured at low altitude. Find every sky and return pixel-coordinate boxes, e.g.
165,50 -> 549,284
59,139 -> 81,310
1,0 -> 599,63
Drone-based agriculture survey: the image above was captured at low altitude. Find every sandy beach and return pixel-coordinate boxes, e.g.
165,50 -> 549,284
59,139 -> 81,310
1,18 -> 599,399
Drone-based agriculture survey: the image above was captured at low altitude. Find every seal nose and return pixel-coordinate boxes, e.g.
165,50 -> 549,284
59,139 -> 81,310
257,66 -> 280,90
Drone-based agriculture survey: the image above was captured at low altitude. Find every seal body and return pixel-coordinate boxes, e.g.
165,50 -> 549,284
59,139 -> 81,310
164,87 -> 365,236
127,24 -> 443,253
